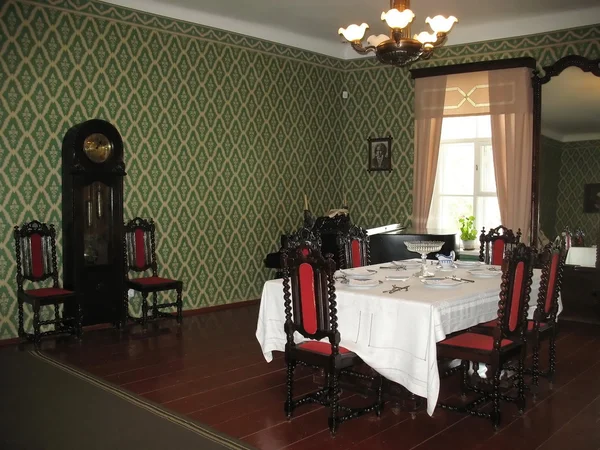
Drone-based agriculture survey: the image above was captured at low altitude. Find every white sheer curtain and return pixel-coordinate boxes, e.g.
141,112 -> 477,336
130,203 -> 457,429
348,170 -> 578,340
488,67 -> 533,242
412,76 -> 447,232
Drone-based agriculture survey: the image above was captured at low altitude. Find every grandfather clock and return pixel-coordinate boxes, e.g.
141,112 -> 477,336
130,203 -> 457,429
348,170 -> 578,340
62,119 -> 126,326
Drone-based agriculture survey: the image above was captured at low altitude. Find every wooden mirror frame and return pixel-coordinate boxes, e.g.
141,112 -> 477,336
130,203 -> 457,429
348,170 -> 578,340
531,55 -> 600,245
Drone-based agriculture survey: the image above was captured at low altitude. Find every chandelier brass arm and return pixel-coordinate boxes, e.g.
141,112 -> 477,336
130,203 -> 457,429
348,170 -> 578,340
338,0 -> 457,67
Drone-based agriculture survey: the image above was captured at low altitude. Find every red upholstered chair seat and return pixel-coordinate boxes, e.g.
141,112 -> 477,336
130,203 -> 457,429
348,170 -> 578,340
298,341 -> 352,355
129,276 -> 178,286
24,287 -> 74,298
475,319 -> 549,332
439,332 -> 514,351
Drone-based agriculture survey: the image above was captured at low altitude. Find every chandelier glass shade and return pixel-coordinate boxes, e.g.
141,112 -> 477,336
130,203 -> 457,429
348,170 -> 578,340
338,0 -> 457,67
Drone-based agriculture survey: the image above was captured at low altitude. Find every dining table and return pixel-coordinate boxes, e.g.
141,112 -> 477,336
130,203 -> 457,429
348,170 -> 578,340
255,259 -> 554,416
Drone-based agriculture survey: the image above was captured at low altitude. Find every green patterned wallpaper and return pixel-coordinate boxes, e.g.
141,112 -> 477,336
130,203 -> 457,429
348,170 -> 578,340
555,140 -> 600,241
539,135 -> 563,239
0,0 -> 345,338
0,0 -> 599,339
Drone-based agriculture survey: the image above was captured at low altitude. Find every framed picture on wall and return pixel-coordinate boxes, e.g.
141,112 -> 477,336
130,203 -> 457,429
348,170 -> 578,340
583,183 -> 600,213
367,136 -> 393,172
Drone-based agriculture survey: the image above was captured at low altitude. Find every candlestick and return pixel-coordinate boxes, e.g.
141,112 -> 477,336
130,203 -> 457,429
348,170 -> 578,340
304,194 -> 308,210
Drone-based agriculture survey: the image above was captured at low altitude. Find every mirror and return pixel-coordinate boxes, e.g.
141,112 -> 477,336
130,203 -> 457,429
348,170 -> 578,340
531,56 -> 600,246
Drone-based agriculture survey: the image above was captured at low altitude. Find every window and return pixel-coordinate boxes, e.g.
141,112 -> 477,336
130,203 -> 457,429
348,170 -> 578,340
427,115 -> 501,234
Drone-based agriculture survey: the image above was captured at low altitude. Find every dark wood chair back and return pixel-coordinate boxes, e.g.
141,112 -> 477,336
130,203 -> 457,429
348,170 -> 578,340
283,226 -> 322,252
339,225 -> 370,269
479,225 -> 522,265
124,217 -> 158,276
535,238 -> 566,321
282,243 -> 339,352
494,242 -> 535,342
14,220 -> 59,289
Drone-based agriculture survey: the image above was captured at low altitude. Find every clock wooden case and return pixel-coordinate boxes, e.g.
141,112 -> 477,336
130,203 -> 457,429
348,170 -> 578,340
62,119 -> 126,326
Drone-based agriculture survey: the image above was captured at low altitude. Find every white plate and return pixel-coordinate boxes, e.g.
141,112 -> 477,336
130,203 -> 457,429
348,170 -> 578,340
341,268 -> 377,280
385,275 -> 409,281
347,279 -> 380,288
436,264 -> 456,272
467,268 -> 502,277
392,260 -> 421,268
421,277 -> 463,288
454,261 -> 483,268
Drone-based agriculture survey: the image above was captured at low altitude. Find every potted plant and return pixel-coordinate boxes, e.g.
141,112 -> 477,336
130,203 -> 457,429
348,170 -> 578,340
458,215 -> 478,250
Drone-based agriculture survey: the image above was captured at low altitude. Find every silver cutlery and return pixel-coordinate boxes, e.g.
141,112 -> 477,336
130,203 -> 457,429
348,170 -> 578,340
446,276 -> 475,283
379,266 -> 407,270
383,284 -> 409,294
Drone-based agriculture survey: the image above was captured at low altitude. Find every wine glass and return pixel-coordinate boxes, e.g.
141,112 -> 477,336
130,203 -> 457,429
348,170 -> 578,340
404,241 -> 445,277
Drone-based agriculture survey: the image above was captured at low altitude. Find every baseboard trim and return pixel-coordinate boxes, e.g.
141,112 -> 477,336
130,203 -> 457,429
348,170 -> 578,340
0,336 -> 21,347
183,298 -> 260,316
0,299 -> 260,345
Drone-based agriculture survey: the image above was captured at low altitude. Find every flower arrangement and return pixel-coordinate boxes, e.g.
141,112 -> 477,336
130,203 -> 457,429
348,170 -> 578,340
458,215 -> 477,241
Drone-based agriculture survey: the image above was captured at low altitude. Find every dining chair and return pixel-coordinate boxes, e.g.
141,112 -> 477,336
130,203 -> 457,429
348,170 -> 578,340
472,238 -> 566,394
123,217 -> 183,328
338,224 -> 370,269
479,225 -> 522,265
13,220 -> 82,344
281,242 -> 383,435
285,225 -> 321,251
437,242 -> 535,428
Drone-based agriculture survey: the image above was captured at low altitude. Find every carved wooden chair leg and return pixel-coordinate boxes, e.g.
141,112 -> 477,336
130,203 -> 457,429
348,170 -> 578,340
491,368 -> 501,430
548,330 -> 557,389
410,394 -> 418,419
376,375 -> 384,417
33,302 -> 41,346
517,347 -> 526,413
152,292 -> 158,319
531,335 -> 540,399
284,360 -> 296,419
76,300 -> 83,339
460,360 -> 469,398
121,290 -> 129,329
176,287 -> 183,324
141,293 -> 149,328
53,303 -> 61,332
328,369 -> 340,436
18,300 -> 24,339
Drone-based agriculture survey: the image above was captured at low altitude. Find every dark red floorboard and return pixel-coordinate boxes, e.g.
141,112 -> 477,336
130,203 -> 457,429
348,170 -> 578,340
38,305 -> 600,450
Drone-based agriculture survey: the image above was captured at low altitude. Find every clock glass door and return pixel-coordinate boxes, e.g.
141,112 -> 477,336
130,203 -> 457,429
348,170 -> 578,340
82,181 -> 114,266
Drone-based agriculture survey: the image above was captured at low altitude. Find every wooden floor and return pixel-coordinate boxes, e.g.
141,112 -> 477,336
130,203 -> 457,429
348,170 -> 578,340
39,304 -> 600,450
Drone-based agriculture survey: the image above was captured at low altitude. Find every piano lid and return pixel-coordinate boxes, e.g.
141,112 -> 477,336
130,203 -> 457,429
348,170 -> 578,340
367,224 -> 457,236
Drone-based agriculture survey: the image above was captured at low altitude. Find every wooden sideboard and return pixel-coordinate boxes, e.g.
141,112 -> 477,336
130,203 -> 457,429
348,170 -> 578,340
560,265 -> 600,325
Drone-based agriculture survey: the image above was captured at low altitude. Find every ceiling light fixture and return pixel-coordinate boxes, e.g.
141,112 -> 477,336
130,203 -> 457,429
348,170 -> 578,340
338,0 -> 457,67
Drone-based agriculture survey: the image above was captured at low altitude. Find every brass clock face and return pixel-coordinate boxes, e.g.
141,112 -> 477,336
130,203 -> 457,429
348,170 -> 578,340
83,133 -> 113,163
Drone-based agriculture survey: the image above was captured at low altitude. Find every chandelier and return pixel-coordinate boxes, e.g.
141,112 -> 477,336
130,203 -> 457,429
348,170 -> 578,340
338,0 -> 457,67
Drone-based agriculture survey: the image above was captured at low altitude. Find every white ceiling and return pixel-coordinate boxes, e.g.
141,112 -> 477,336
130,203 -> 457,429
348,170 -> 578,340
542,67 -> 600,142
102,0 -> 600,59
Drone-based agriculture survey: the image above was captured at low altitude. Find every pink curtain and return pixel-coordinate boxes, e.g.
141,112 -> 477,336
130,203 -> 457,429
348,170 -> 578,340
488,67 -> 533,242
412,75 -> 447,232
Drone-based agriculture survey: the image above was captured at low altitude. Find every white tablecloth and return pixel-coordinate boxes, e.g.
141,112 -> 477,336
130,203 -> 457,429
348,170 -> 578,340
255,261 -> 547,416
565,247 -> 596,268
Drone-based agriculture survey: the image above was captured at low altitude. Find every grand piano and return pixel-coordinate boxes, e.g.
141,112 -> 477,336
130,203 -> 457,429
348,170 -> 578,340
367,224 -> 460,264
264,216 -> 459,274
